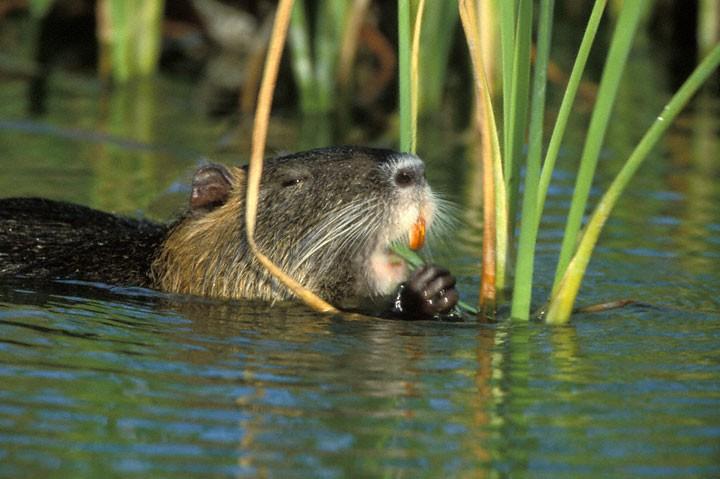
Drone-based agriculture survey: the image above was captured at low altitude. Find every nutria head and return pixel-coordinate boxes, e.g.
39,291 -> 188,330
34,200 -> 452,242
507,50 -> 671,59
152,146 -> 441,305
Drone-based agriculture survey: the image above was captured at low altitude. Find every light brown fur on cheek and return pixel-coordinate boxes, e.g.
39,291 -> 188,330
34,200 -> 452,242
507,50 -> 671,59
151,168 -> 284,301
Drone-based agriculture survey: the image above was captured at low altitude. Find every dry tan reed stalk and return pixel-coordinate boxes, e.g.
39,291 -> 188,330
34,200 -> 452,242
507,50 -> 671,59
459,0 -> 503,316
245,0 -> 339,314
410,0 -> 426,152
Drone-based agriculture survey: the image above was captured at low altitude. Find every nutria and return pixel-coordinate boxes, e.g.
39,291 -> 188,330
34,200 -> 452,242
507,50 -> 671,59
0,146 -> 459,319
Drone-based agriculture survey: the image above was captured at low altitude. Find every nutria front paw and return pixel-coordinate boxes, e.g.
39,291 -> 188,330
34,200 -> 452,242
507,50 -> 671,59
392,265 -> 459,320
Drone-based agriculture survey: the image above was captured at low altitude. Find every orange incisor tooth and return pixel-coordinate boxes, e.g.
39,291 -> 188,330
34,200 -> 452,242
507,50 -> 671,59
409,215 -> 426,250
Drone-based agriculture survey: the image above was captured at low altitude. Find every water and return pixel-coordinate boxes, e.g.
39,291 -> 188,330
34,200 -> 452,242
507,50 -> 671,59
1,283 -> 718,477
2,15 -> 720,478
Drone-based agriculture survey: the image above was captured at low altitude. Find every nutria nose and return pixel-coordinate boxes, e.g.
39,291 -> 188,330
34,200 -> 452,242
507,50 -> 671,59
394,165 -> 424,188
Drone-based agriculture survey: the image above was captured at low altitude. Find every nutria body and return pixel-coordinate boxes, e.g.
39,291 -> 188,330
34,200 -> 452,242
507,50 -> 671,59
0,198 -> 166,286
0,146 -> 458,318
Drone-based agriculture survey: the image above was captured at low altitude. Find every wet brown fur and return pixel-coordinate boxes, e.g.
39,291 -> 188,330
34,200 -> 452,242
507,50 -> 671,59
2,147 -> 438,310
152,146 -> 423,304
150,166 -> 280,300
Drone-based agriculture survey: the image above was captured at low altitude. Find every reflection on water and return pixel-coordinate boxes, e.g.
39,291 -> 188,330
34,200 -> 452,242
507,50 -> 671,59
1,281 -> 718,477
0,281 -> 496,476
1,12 -> 720,479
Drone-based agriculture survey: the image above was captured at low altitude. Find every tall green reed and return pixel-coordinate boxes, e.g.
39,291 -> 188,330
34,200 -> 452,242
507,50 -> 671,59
699,0 -> 720,56
551,0 -> 648,294
415,1 -> 459,116
398,0 -> 412,152
27,0 -> 54,17
459,0 -> 507,315
547,43 -> 720,323
457,0 -> 720,323
28,0 -> 165,82
511,0 -> 554,319
503,0 -> 532,256
99,0 -> 165,82
289,0 -> 350,114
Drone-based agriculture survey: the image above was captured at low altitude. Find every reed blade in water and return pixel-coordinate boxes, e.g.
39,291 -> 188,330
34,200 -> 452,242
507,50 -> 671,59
499,0 -> 516,174
398,0 -> 412,152
552,0 -> 649,293
459,0 -> 509,315
410,0 -> 427,153
98,0 -> 165,82
504,0 -> 533,251
511,0 -> 555,320
536,0 -> 607,226
416,1 -> 459,115
547,43 -> 720,324
289,0 -> 352,115
28,0 -> 55,17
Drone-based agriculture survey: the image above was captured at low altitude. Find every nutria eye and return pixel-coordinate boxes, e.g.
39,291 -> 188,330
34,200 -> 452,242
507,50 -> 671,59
282,178 -> 303,188
394,168 -> 416,187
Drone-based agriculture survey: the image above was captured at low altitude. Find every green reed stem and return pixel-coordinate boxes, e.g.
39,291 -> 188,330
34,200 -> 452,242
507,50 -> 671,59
699,0 -> 720,56
547,43 -> 720,324
289,0 -> 350,113
499,0 -> 516,165
410,0 -> 426,153
315,0 -> 348,112
28,0 -> 54,17
398,0 -> 412,152
136,0 -> 164,77
552,0 -> 649,294
109,0 -> 131,82
104,0 -> 164,82
537,0 -> 607,226
511,0 -> 555,321
289,1 -> 317,111
417,1 -> 459,115
459,0 -> 508,312
505,0 -> 533,250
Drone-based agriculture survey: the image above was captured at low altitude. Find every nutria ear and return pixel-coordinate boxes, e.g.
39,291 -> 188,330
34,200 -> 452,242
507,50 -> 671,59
190,164 -> 234,213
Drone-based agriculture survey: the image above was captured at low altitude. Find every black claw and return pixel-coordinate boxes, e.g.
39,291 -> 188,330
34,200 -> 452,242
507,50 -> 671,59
390,264 -> 460,320
424,274 -> 456,299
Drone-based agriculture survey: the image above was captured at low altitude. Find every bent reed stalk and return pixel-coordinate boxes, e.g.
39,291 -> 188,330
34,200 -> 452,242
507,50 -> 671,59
246,0 -> 339,314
